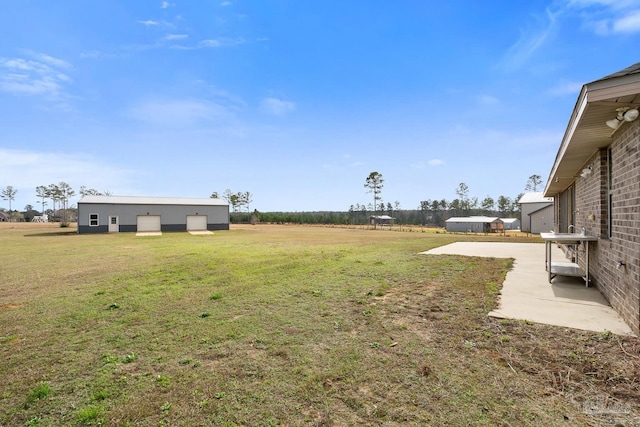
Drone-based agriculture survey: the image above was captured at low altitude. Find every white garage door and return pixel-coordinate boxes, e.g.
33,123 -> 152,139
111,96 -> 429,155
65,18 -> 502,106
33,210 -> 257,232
137,215 -> 161,232
186,215 -> 207,231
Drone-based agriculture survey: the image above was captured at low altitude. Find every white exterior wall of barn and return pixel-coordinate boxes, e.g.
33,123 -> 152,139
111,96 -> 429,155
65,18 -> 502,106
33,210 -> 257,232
519,192 -> 554,233
527,205 -> 554,234
501,218 -> 521,230
445,217 -> 502,233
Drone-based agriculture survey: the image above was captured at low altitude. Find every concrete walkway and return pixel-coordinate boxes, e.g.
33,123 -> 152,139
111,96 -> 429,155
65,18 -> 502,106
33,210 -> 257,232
136,231 -> 162,236
421,242 -> 634,336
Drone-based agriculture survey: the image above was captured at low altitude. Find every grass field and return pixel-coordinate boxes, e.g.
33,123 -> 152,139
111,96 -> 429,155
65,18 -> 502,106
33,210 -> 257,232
1,223 -> 638,426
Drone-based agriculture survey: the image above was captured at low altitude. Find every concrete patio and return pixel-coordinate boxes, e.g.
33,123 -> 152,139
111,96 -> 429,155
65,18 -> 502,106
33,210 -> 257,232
421,242 -> 634,336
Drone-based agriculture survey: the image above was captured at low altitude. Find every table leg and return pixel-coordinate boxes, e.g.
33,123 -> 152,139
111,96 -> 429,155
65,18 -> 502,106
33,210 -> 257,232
585,240 -> 589,287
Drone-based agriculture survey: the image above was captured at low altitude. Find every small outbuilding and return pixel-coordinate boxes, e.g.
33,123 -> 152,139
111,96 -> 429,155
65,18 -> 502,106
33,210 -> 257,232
518,192 -> 554,234
369,215 -> 394,226
445,216 -> 503,233
77,195 -> 229,234
500,218 -> 521,230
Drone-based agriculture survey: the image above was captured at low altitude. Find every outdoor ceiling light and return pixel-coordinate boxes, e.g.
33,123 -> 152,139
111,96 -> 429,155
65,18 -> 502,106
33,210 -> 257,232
606,118 -> 621,130
606,107 -> 639,129
554,176 -> 575,183
623,108 -> 639,122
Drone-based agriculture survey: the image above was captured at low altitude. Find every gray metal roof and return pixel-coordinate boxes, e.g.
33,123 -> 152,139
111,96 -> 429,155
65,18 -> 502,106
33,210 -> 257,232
518,192 -> 554,204
446,216 -> 502,223
78,195 -> 228,206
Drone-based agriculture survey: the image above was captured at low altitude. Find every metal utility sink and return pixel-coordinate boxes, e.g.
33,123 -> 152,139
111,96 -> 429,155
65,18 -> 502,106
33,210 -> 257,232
540,232 -> 585,245
540,232 -> 599,286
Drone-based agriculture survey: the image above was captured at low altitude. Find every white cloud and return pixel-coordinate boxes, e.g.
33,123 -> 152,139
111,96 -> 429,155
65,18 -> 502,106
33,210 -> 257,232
221,1 -> 232,6
566,0 -> 640,35
193,80 -> 247,108
498,8 -> 560,72
164,33 -> 188,41
199,37 -> 245,48
0,74 -> 61,95
2,58 -> 48,73
35,53 -> 71,69
160,1 -> 172,8
0,148 -> 138,207
548,80 -> 583,96
162,38 -> 245,50
127,98 -> 234,126
0,53 -> 71,100
80,50 -> 118,59
412,159 -> 447,168
138,20 -> 159,26
479,94 -> 499,105
260,97 -> 296,116
200,39 -> 222,48
612,9 -> 640,32
567,0 -> 635,10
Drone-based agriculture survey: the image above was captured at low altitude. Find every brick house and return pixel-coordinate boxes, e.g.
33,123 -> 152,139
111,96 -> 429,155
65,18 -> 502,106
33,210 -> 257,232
544,62 -> 640,335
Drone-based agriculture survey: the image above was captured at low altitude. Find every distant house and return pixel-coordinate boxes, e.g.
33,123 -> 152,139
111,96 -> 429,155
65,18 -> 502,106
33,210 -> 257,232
445,216 -> 503,233
544,61 -> 640,335
0,211 -> 8,222
77,195 -> 229,234
369,215 -> 394,226
518,192 -> 554,234
501,218 -> 521,231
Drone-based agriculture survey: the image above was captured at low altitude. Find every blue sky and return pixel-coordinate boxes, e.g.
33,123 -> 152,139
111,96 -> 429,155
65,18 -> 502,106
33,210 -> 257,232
2,1 -> 640,212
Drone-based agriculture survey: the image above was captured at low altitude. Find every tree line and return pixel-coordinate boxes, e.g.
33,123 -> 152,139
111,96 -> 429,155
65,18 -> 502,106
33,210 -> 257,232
1,183 -> 110,223
214,173 -> 543,226
2,173 -> 544,226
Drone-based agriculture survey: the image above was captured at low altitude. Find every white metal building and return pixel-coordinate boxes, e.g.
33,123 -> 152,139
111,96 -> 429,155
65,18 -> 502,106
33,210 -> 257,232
501,218 -> 521,230
77,195 -> 229,234
445,216 -> 503,233
518,192 -> 554,234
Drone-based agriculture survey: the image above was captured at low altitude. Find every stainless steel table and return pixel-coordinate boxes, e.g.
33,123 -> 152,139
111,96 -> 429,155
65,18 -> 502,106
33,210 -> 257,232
540,233 -> 598,287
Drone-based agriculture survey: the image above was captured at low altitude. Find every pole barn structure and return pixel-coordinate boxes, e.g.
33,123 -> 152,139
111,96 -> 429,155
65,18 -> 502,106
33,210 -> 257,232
445,216 -> 504,233
77,195 -> 229,234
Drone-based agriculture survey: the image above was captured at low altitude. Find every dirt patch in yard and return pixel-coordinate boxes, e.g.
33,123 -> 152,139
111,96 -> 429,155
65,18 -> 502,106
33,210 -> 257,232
380,255 -> 640,426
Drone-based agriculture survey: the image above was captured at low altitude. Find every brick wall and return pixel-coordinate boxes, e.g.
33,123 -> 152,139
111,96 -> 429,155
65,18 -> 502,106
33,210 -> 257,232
572,120 -> 640,335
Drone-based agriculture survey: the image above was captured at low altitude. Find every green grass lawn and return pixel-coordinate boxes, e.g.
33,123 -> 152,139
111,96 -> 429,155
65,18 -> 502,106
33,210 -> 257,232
0,224 -> 637,426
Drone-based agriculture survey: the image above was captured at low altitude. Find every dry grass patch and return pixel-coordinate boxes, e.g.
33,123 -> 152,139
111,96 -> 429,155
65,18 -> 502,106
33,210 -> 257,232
0,223 -> 637,426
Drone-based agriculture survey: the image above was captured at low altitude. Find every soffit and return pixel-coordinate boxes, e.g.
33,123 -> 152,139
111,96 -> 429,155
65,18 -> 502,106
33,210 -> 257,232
544,72 -> 640,196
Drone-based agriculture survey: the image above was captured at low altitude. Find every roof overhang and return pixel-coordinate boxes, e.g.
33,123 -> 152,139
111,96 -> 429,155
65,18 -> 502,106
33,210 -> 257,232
544,69 -> 640,196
